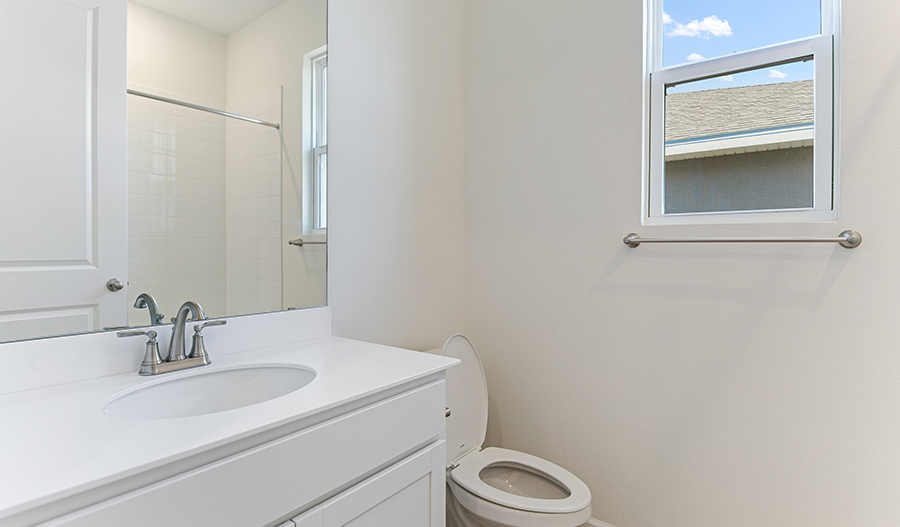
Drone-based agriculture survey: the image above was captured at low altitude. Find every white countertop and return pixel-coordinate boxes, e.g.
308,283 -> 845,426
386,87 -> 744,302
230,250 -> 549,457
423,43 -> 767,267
0,336 -> 458,523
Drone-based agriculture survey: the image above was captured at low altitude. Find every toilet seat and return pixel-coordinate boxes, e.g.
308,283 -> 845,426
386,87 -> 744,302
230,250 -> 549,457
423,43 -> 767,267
451,447 -> 592,513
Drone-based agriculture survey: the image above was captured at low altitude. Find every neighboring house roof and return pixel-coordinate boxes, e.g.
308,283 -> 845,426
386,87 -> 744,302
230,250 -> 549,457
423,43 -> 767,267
665,79 -> 813,143
664,79 -> 814,161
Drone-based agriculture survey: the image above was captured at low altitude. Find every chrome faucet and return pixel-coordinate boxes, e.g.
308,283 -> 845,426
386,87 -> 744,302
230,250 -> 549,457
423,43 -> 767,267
168,300 -> 207,362
117,300 -> 226,375
133,293 -> 165,325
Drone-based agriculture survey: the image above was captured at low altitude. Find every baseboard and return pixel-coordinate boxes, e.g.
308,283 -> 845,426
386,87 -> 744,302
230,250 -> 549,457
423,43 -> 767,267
587,519 -> 617,527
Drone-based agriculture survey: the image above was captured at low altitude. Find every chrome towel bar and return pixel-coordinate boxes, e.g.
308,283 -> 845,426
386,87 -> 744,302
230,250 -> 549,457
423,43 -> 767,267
623,230 -> 862,249
288,238 -> 327,247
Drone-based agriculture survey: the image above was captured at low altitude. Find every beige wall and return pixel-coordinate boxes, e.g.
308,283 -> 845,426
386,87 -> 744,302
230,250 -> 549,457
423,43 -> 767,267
226,0 -> 325,104
127,1 -> 226,106
329,0 -> 900,525
464,1 -> 900,526
328,0 -> 466,350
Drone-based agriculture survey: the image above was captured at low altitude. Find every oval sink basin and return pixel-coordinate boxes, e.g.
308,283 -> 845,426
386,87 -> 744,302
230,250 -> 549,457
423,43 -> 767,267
102,364 -> 316,420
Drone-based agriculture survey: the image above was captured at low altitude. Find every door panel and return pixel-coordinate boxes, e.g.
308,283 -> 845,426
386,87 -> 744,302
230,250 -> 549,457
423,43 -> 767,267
0,0 -> 127,342
0,306 -> 96,344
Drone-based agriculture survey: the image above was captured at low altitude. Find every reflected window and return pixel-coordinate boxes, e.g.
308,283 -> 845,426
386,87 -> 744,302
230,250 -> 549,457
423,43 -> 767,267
312,52 -> 327,230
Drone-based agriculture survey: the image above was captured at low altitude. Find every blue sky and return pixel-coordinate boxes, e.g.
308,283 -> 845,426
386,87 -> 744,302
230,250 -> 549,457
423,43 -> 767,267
663,0 -> 820,93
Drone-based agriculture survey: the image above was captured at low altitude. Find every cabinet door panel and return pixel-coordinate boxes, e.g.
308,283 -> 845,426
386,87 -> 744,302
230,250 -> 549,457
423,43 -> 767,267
343,476 -> 430,527
292,507 -> 324,527
323,441 -> 443,527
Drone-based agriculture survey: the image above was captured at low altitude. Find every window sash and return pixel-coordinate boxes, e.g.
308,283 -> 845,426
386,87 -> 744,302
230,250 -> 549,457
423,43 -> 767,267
312,54 -> 327,149
313,146 -> 327,230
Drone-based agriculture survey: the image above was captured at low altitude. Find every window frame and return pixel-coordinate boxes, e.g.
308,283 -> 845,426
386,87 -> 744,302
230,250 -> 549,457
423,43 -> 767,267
643,0 -> 841,225
311,51 -> 327,231
302,45 -> 328,235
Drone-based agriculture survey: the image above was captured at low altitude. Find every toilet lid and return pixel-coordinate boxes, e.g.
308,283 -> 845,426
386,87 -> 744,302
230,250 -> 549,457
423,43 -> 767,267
442,334 -> 488,464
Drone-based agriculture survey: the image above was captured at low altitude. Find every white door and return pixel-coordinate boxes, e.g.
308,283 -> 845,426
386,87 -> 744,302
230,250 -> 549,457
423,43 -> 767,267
0,0 -> 127,342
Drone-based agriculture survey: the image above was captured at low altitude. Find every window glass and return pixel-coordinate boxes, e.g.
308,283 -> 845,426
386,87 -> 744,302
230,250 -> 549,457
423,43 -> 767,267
318,60 -> 328,146
312,54 -> 327,230
316,152 -> 327,228
663,59 -> 815,213
662,0 -> 820,67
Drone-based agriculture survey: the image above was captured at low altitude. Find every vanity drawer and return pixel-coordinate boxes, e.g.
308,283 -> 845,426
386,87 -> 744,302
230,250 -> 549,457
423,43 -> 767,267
40,379 -> 446,527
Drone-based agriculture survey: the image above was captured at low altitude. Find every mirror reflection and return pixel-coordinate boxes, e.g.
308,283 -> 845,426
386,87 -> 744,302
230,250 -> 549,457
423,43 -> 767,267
0,0 -> 327,343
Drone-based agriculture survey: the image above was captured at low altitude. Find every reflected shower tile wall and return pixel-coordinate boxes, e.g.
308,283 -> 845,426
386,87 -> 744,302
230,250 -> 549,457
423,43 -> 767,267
127,85 -> 227,326
225,87 -> 283,316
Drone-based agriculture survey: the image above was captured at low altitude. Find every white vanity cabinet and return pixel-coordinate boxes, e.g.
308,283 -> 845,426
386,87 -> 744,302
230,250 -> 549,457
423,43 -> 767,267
36,377 -> 448,527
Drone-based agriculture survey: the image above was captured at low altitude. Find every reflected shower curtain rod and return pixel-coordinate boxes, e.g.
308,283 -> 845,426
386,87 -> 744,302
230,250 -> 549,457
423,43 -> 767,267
127,89 -> 280,130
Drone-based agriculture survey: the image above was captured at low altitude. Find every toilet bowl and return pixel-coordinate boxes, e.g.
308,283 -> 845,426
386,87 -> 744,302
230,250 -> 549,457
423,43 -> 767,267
438,334 -> 592,527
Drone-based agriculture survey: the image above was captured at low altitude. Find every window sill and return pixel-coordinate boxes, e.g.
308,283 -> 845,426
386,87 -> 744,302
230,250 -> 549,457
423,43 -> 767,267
643,208 -> 838,226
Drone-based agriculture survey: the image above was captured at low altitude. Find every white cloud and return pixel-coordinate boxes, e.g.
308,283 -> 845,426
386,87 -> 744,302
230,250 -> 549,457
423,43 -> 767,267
687,53 -> 705,61
768,69 -> 787,79
720,75 -> 734,82
666,15 -> 732,38
663,12 -> 673,24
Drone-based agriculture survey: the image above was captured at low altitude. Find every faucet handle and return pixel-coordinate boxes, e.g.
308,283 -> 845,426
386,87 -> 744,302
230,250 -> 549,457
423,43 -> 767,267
117,329 -> 156,338
118,329 -> 164,376
194,320 -> 226,332
189,320 -> 226,362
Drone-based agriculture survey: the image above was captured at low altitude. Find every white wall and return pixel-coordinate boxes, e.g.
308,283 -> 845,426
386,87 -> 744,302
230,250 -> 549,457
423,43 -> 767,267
128,0 -> 326,317
227,0 -> 327,309
126,3 -> 230,323
126,89 -> 228,324
127,1 -> 227,106
463,1 -> 900,526
328,0 -> 466,350
225,89 -> 284,315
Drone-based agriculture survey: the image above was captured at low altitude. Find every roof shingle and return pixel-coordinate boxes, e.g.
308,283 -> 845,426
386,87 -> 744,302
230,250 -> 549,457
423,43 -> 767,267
665,79 -> 814,143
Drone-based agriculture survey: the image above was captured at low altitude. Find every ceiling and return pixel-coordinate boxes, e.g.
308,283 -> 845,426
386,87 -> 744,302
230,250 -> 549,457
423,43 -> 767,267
132,0 -> 288,35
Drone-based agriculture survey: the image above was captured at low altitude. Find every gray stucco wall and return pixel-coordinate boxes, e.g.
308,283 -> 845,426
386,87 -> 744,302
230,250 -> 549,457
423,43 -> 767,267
665,146 -> 814,214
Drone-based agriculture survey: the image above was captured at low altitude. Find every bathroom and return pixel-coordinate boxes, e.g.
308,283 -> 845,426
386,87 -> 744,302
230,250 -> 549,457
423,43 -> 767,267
2,0 -> 900,526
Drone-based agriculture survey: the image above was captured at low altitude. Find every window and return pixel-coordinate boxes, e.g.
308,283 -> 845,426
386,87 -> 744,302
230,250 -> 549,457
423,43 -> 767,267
303,46 -> 327,233
644,0 -> 839,224
312,51 -> 328,230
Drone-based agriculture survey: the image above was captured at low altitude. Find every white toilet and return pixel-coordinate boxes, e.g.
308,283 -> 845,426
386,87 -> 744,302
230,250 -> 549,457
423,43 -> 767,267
437,334 -> 592,527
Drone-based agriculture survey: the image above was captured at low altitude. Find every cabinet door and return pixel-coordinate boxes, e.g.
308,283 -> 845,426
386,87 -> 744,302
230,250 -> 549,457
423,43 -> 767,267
321,441 -> 446,527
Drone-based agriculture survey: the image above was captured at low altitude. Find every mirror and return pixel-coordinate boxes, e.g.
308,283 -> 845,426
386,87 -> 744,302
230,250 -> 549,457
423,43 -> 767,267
0,0 -> 327,344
